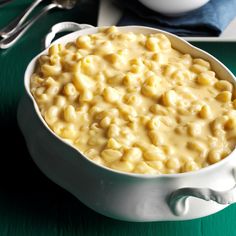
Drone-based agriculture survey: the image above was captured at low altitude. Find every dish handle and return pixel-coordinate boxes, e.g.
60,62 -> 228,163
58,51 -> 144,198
168,168 -> 236,216
44,21 -> 94,49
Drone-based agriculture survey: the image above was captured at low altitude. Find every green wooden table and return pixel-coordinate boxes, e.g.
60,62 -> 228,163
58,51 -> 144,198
1,1 -> 236,235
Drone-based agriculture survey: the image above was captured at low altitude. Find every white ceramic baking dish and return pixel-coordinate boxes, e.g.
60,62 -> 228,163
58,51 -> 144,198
18,22 -> 236,222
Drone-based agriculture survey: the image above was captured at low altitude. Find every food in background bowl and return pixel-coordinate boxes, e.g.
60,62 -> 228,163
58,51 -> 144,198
30,26 -> 236,175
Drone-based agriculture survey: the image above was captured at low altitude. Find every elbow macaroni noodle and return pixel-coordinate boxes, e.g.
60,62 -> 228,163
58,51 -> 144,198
30,26 -> 236,174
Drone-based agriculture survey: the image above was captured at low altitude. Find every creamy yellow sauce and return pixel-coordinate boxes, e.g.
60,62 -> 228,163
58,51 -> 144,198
30,26 -> 236,174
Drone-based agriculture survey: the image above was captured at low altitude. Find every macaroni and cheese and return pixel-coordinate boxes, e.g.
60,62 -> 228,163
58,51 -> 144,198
30,26 -> 236,174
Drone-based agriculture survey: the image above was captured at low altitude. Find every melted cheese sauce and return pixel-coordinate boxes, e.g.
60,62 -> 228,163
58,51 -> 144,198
30,26 -> 236,174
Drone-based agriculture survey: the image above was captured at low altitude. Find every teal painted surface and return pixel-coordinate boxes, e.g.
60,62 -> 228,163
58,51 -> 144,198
1,1 -> 236,235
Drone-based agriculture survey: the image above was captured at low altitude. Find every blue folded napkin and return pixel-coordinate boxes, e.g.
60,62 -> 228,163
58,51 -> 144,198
115,0 -> 236,36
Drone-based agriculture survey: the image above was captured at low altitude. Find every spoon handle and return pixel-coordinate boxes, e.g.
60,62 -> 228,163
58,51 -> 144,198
0,0 -> 43,38
0,3 -> 57,49
0,0 -> 14,8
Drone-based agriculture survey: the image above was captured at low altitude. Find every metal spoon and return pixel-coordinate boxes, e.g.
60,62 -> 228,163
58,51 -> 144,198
0,0 -> 43,37
0,0 -> 77,49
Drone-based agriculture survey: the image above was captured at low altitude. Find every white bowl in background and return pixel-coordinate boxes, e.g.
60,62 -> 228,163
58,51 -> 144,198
138,0 -> 210,16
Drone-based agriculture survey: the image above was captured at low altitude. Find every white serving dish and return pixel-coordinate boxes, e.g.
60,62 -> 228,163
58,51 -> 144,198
18,22 -> 236,222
